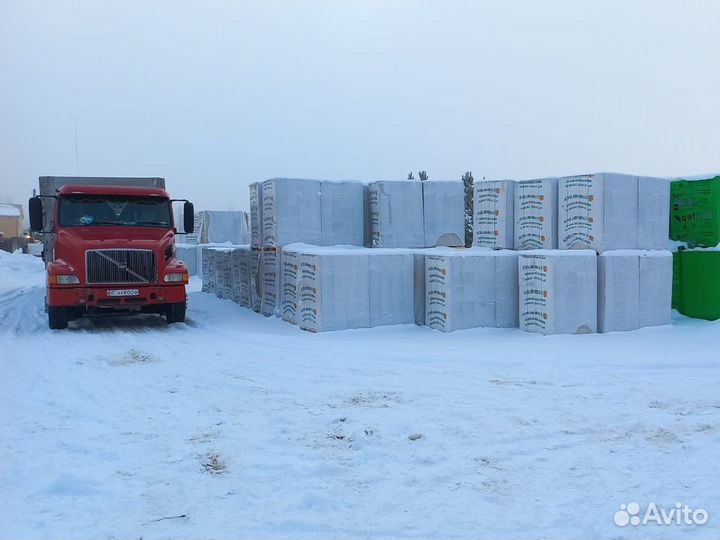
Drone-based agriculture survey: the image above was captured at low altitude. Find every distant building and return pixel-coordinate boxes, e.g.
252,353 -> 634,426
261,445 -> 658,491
0,203 -> 24,252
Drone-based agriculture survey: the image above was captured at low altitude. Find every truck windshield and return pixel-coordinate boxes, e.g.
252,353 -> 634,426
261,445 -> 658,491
58,195 -> 172,228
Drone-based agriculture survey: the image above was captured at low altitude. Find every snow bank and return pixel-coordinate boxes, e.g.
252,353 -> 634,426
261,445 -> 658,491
0,250 -> 45,294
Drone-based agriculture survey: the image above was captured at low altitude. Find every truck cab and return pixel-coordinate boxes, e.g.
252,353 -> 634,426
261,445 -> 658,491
29,181 -> 194,329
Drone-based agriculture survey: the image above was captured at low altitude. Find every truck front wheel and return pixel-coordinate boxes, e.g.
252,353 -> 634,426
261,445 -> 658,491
48,306 -> 70,330
165,302 -> 186,324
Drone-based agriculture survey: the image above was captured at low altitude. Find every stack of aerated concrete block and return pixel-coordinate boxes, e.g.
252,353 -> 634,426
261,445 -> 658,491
425,249 -> 519,332
291,245 -> 418,332
511,173 -> 672,335
202,172 -> 672,336
239,178 -> 466,331
368,180 -> 464,248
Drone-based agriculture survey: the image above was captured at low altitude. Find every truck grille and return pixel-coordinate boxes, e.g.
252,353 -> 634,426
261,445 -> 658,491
86,249 -> 156,285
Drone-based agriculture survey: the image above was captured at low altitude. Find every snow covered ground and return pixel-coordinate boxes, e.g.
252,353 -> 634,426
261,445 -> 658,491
0,250 -> 719,539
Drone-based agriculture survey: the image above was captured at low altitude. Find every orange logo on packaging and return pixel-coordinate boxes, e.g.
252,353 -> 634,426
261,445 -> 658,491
543,313 -> 548,320
542,265 -> 548,272
538,194 -> 544,201
543,291 -> 548,298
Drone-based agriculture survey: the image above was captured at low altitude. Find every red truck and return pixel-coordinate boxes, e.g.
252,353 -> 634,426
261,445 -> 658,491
29,177 -> 194,329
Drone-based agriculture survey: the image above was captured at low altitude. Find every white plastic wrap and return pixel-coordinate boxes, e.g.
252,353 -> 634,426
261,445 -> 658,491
298,252 -> 371,332
519,250 -> 597,335
368,252 -> 415,327
639,251 -> 672,328
283,244 -> 418,331
201,247 -> 217,293
214,249 -> 225,299
231,247 -> 251,308
250,250 -> 262,313
262,178 -> 322,248
249,182 -> 263,248
413,253 -> 427,325
260,250 -> 280,317
320,181 -> 365,246
425,249 -> 519,332
598,250 -> 672,332
175,244 -> 198,275
637,177 -> 671,250
473,180 -> 515,249
221,250 -> 233,300
182,212 -> 203,244
422,181 -> 465,247
598,252 -> 640,333
514,178 -> 558,250
280,249 -> 301,324
558,173 -> 669,252
199,210 -> 250,245
211,248 -> 235,300
368,181 -> 424,248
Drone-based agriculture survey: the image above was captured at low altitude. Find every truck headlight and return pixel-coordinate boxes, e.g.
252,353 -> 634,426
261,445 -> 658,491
49,274 -> 80,285
164,272 -> 189,284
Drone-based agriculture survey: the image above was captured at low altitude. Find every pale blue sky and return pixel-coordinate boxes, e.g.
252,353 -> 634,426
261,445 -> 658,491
1,0 -> 718,210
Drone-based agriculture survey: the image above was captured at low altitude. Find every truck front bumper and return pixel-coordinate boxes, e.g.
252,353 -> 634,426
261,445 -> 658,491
47,284 -> 186,308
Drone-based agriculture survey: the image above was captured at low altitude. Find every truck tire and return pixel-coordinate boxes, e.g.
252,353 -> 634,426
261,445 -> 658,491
48,306 -> 70,330
165,302 -> 186,324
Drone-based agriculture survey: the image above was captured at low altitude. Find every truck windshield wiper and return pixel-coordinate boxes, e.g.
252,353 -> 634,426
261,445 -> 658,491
133,221 -> 170,227
79,220 -> 168,227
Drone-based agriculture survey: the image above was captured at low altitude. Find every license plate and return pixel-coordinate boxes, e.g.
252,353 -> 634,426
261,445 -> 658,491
107,289 -> 140,297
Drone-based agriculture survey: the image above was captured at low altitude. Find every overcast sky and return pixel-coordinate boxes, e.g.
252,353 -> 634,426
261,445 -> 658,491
1,0 -> 718,211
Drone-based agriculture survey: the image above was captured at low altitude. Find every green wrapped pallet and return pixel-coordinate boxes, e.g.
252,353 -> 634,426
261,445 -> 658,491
674,250 -> 720,320
670,176 -> 720,247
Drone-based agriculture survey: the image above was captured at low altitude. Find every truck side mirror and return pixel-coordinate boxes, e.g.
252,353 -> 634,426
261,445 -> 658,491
29,197 -> 44,232
183,201 -> 194,234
